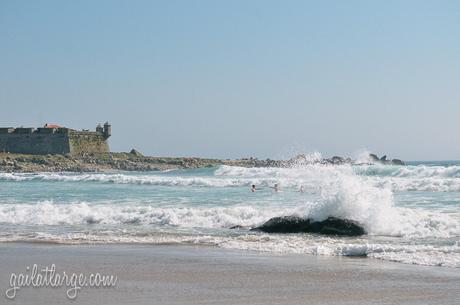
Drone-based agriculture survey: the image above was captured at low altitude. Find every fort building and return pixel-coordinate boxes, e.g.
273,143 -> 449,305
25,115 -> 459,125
0,122 -> 111,155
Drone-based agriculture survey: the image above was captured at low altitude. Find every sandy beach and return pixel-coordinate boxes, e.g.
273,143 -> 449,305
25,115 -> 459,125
0,243 -> 458,305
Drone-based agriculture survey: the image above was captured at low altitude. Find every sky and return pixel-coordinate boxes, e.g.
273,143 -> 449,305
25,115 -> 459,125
1,0 -> 460,160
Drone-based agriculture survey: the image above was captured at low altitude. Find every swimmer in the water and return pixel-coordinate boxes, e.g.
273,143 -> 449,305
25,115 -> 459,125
251,184 -> 256,192
270,183 -> 280,192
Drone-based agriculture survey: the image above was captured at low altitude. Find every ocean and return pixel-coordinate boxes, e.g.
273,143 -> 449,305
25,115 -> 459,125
1,157 -> 459,268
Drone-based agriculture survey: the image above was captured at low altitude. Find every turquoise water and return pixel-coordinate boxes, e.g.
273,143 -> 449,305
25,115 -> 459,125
0,161 -> 459,267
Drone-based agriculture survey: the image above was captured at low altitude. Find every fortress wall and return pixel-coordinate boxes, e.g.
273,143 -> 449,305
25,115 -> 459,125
0,127 -> 110,156
0,133 -> 70,154
0,136 -> 8,152
68,132 -> 110,155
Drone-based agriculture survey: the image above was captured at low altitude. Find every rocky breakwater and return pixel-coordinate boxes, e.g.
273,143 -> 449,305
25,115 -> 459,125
0,152 -> 223,172
0,151 -> 405,173
0,152 -> 282,173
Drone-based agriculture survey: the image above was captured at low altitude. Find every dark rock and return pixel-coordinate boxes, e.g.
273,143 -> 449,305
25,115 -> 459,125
369,153 -> 379,162
331,156 -> 344,164
251,216 -> 366,236
368,153 -> 404,165
229,225 -> 245,229
130,149 -> 143,156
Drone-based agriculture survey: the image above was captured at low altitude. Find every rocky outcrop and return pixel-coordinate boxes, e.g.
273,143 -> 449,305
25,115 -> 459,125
285,153 -> 405,166
391,159 -> 404,165
286,154 -> 353,166
130,149 -> 143,157
251,216 -> 366,236
367,153 -> 405,165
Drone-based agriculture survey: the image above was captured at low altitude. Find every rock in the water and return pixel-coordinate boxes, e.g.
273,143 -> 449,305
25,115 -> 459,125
331,156 -> 344,164
369,153 -> 379,162
228,225 -> 242,229
368,153 -> 405,165
251,216 -> 366,236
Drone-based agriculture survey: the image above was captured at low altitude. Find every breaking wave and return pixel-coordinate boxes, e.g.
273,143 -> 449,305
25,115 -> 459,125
2,163 -> 460,192
0,201 -> 291,228
0,199 -> 458,240
353,164 -> 460,178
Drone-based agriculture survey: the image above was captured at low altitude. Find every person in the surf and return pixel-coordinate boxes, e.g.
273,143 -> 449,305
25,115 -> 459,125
251,184 -> 256,192
270,183 -> 280,192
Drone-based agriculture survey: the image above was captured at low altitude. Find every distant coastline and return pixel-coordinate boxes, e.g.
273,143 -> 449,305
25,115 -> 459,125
0,152 -> 404,173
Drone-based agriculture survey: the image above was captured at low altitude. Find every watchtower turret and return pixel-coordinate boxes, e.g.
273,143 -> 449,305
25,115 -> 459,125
103,122 -> 111,139
96,124 -> 103,133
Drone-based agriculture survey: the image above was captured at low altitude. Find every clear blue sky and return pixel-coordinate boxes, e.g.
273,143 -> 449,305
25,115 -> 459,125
1,0 -> 459,160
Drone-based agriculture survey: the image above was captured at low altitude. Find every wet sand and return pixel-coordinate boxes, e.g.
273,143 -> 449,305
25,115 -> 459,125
0,243 -> 459,305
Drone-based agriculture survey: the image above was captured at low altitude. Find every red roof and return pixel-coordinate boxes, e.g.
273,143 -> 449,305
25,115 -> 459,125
44,124 -> 61,128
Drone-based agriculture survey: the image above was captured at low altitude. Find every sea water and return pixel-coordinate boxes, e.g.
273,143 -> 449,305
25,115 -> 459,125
0,157 -> 459,267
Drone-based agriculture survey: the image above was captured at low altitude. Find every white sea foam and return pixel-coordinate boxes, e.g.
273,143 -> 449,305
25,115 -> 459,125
0,230 -> 458,267
0,199 -> 458,239
0,200 -> 458,267
2,163 -> 460,192
217,164 -> 460,192
0,172 -> 284,187
218,235 -> 460,267
354,164 -> 460,178
0,201 -> 296,227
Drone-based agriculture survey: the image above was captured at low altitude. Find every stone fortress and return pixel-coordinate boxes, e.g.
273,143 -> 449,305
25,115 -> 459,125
0,122 -> 111,155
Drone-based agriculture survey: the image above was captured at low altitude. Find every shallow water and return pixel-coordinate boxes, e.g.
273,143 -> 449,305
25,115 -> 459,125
0,160 -> 459,267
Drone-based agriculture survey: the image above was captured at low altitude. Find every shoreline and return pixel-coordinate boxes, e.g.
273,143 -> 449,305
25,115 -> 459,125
1,242 -> 459,305
1,239 -> 459,269
0,152 -> 402,173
